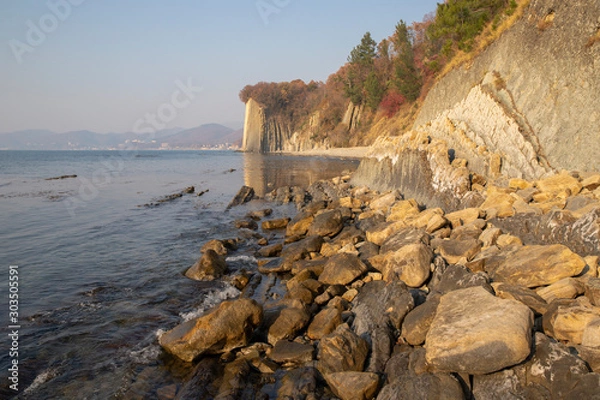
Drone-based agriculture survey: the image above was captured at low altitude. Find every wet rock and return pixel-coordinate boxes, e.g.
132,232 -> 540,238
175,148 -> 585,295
235,219 -> 258,230
376,373 -> 465,400
324,371 -> 380,400
317,324 -> 369,376
379,227 -> 430,254
401,293 -> 441,346
159,298 -> 263,362
185,250 -> 227,281
307,306 -> 343,340
262,218 -> 290,230
352,280 -> 414,338
262,236 -> 323,273
432,264 -> 493,295
493,283 -> 548,315
436,238 -> 482,265
543,297 -> 600,344
277,367 -> 321,400
156,384 -> 178,400
369,243 -> 433,287
308,209 -> 344,238
426,286 -> 533,375
255,243 -> 283,258
174,358 -> 219,399
257,258 -> 287,274
267,304 -> 311,345
201,239 -> 229,256
227,186 -> 255,209
536,277 -> 585,303
319,253 -> 368,286
246,208 -> 272,220
215,358 -> 252,400
489,244 -> 586,287
269,340 -> 314,367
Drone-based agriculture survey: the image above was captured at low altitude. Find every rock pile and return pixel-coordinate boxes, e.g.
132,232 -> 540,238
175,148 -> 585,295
159,170 -> 600,399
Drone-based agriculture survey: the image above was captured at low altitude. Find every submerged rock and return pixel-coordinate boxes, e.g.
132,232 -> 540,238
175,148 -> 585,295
185,249 -> 227,281
159,298 -> 263,362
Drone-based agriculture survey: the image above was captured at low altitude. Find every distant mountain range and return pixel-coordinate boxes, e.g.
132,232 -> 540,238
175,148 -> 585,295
0,124 -> 242,150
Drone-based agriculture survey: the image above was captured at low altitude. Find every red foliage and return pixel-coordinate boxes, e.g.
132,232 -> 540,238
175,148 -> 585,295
380,91 -> 406,118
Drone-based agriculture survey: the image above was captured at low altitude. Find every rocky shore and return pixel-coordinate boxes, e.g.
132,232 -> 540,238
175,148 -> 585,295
155,167 -> 600,399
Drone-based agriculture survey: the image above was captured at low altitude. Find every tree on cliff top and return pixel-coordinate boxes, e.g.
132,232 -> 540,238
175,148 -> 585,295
344,32 -> 378,106
392,21 -> 422,102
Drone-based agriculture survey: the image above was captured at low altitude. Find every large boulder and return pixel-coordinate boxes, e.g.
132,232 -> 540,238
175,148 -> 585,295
376,373 -> 465,400
425,286 -> 533,375
267,304 -> 311,345
307,306 -> 343,340
308,209 -> 344,238
159,298 -> 263,362
489,244 -> 586,287
543,297 -> 600,344
319,253 -> 368,286
318,324 -> 369,376
401,293 -> 441,346
352,280 -> 414,338
370,244 -> 432,287
325,372 -> 380,400
437,238 -> 482,265
185,249 -> 227,281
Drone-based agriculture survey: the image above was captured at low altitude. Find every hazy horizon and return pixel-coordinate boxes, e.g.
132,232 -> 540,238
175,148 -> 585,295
1,0 -> 438,134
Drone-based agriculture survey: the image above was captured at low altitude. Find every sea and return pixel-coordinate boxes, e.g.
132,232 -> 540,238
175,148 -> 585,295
0,150 -> 360,399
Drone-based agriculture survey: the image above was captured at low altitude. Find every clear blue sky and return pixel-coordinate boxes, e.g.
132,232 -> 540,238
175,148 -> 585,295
0,0 -> 440,133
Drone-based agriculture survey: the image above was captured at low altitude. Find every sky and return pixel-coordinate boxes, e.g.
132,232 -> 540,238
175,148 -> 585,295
0,0 -> 440,133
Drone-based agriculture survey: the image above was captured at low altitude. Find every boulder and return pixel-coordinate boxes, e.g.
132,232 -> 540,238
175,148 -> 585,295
227,186 -> 255,209
159,298 -> 263,362
185,249 -> 227,281
245,208 -> 272,220
352,281 -> 414,337
235,219 -> 258,230
370,191 -> 401,212
318,324 -> 369,376
366,327 -> 393,374
200,239 -> 228,256
425,286 -> 533,375
307,209 -> 344,238
445,208 -> 484,229
479,226 -> 502,247
449,223 -> 483,241
582,319 -> 600,348
432,264 -> 493,295
401,293 -> 441,346
585,278 -> 600,306
582,174 -> 600,191
366,221 -> 408,246
493,283 -> 548,315
307,306 -> 343,340
319,253 -> 368,286
536,171 -> 582,196
379,227 -> 429,254
325,372 -> 380,400
269,340 -> 314,367
261,218 -> 290,230
376,373 -> 465,400
370,243 -> 433,287
286,210 -> 314,237
255,242 -> 283,258
472,370 -> 526,400
386,199 -> 421,222
536,277 -> 585,303
489,244 -> 586,287
277,367 -> 320,400
437,238 -> 482,264
543,297 -> 600,344
480,187 -> 516,218
267,304 -> 311,345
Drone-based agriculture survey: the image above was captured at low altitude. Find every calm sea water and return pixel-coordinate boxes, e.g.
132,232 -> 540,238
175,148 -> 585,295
0,150 -> 359,399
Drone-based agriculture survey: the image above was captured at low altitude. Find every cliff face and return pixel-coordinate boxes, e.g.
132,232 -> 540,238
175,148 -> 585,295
242,98 -> 322,153
414,0 -> 600,176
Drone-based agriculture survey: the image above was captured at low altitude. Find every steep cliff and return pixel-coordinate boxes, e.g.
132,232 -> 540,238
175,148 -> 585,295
414,0 -> 600,175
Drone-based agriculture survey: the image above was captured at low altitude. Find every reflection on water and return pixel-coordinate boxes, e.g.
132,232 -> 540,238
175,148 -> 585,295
243,153 -> 360,197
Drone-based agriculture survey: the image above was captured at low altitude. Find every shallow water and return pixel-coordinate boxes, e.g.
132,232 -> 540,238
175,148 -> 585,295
0,150 -> 359,399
